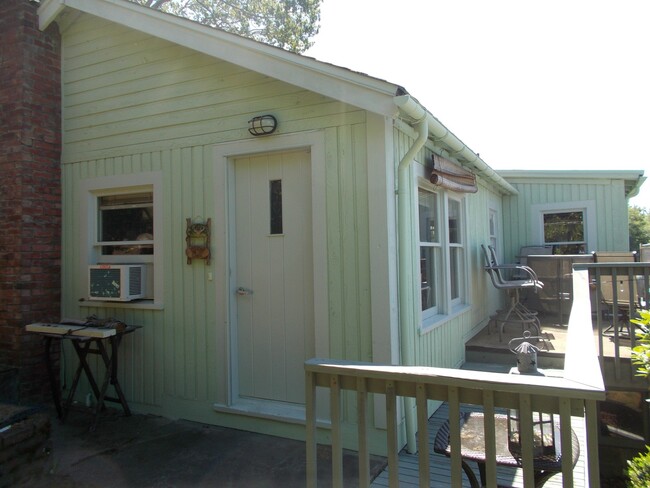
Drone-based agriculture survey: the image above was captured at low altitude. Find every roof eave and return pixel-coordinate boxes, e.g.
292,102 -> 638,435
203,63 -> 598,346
39,0 -> 400,117
394,95 -> 518,196
498,169 -> 646,198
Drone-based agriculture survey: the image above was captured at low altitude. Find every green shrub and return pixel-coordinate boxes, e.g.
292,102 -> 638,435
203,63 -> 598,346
627,310 -> 650,486
627,446 -> 650,487
631,310 -> 650,377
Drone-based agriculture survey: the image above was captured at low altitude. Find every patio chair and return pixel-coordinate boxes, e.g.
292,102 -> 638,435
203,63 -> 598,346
641,245 -> 650,263
481,245 -> 544,341
489,245 -> 545,322
513,245 -> 553,282
525,253 -> 594,318
517,245 -> 553,266
593,251 -> 638,263
593,251 -> 640,337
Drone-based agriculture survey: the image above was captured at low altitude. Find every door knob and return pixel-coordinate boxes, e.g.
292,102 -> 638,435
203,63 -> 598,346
236,287 -> 253,296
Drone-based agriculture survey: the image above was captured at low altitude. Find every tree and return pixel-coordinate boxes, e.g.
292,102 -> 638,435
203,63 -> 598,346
629,205 -> 650,252
130,0 -> 321,53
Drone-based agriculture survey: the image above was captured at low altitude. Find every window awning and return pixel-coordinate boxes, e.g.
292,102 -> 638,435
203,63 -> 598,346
430,154 -> 478,193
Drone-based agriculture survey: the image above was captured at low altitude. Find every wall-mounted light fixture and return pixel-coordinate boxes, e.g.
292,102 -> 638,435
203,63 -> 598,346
248,115 -> 277,136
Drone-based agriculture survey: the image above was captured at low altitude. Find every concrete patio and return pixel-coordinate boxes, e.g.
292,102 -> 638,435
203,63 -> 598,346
20,309 -> 640,487
31,406 -> 386,487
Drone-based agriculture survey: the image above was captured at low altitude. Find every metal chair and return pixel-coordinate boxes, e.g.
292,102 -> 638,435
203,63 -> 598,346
593,252 -> 639,337
513,245 -> 553,282
481,245 -> 544,341
489,245 -> 545,323
518,245 -> 553,266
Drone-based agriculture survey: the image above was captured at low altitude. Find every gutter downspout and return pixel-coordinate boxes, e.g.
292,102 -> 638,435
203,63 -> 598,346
396,114 -> 428,454
395,95 -> 518,196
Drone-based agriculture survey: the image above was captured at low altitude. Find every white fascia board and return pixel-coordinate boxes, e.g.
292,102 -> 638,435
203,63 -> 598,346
38,0 -> 66,30
39,0 -> 400,117
499,169 -> 647,198
498,169 -> 645,181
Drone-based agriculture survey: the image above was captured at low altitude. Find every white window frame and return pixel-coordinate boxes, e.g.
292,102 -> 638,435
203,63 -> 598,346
96,191 -> 154,256
79,172 -> 164,308
488,207 -> 499,252
446,195 -> 465,309
418,185 -> 442,320
416,174 -> 469,330
531,200 -> 596,254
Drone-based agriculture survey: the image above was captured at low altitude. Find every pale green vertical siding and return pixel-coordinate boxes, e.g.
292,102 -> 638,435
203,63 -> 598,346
61,16 -> 363,164
393,127 -> 500,371
62,148 -> 219,410
502,177 -> 630,260
60,13 -> 373,430
323,123 -> 376,428
325,124 -> 373,363
59,11 -> 504,453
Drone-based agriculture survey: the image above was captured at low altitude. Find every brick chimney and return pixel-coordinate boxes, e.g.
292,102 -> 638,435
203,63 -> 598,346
0,0 -> 62,404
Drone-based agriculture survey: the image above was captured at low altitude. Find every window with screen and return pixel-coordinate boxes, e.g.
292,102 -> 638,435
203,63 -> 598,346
419,188 -> 440,315
418,185 -> 467,325
82,173 -> 162,307
542,210 -> 586,254
98,191 -> 154,256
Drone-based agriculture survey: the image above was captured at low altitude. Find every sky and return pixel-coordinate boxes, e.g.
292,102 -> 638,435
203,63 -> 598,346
305,0 -> 650,209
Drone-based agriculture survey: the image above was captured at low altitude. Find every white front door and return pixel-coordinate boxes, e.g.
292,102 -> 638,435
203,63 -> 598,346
233,149 -> 314,405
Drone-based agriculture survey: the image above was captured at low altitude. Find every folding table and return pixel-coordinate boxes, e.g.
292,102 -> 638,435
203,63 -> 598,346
26,322 -> 140,430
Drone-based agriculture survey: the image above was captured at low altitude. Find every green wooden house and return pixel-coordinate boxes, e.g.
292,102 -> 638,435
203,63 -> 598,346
499,170 -> 645,259
38,0 -> 645,454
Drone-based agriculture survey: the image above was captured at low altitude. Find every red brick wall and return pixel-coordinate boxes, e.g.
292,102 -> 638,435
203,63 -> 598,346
0,0 -> 62,403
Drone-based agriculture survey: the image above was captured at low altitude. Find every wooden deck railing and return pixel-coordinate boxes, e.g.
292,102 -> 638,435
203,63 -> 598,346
580,262 -> 650,384
305,268 -> 605,488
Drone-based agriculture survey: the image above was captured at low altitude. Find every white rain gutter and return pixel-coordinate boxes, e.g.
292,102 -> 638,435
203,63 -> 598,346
396,113 -> 428,454
394,95 -> 519,196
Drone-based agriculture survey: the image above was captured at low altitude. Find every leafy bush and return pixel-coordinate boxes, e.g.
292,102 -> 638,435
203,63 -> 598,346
627,310 -> 650,486
631,310 -> 650,377
627,446 -> 650,487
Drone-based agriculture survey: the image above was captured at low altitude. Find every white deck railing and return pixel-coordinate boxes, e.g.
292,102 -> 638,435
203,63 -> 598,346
305,268 -> 605,488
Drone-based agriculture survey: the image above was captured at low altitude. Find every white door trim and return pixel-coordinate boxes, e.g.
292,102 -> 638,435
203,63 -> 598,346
213,131 -> 329,415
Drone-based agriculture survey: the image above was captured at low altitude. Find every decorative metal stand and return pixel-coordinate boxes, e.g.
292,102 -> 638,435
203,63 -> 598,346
508,331 -> 546,374
507,331 -> 557,459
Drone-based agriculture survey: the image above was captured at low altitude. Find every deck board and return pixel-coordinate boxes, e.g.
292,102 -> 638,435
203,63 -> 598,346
371,401 -> 587,488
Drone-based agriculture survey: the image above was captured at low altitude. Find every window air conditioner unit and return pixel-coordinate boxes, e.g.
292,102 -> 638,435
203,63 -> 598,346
88,264 -> 146,301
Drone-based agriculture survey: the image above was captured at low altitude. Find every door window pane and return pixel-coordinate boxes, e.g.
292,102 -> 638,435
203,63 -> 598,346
270,179 -> 283,235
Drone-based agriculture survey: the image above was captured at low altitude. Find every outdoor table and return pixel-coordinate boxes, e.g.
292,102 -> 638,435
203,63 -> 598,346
433,411 -> 580,488
26,322 -> 140,430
